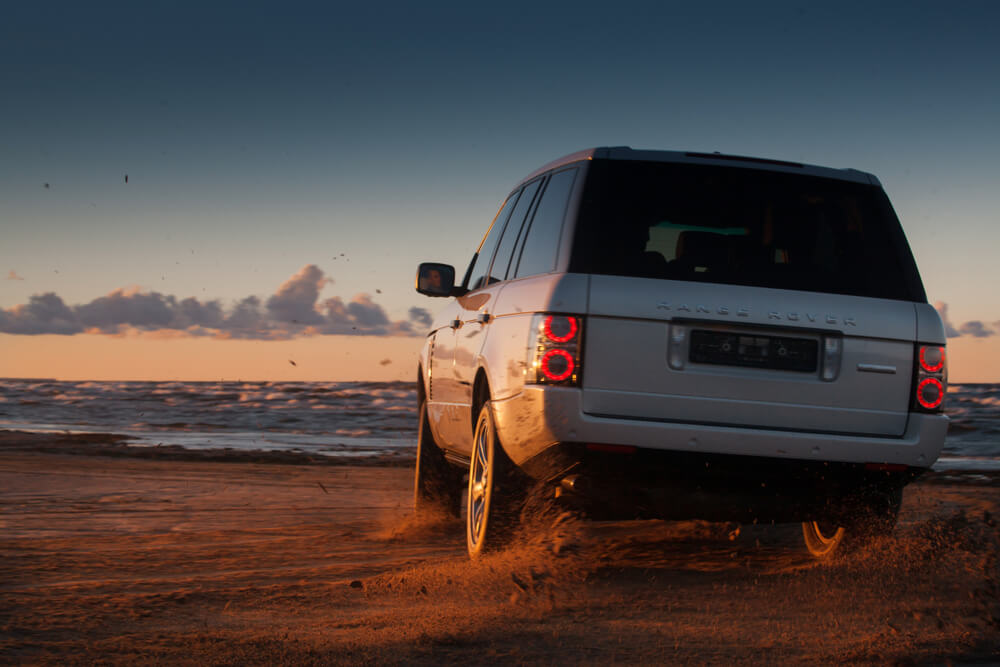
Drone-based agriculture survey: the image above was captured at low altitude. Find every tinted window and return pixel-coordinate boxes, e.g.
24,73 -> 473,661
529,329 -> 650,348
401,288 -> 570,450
569,160 -> 926,302
489,178 -> 541,281
465,191 -> 520,290
514,168 -> 578,278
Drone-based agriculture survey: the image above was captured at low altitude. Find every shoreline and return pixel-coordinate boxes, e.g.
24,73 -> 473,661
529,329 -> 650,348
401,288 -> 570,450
3,429 -> 997,483
0,429 -> 415,467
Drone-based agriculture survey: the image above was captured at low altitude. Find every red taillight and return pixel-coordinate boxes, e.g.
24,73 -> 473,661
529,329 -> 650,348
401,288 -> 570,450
544,315 -> 578,343
913,344 -> 946,413
528,314 -> 583,386
917,377 -> 944,410
920,346 -> 945,373
540,349 -> 574,382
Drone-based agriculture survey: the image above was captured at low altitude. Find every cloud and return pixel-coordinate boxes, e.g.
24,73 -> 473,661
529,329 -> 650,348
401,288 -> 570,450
175,297 -> 225,329
408,307 -> 433,327
76,288 -> 177,333
0,293 -> 82,335
347,294 -> 390,328
265,264 -> 330,325
957,320 -> 996,338
934,302 -> 997,338
0,264 -> 431,339
933,301 -> 961,338
7,270 -> 24,281
218,296 -> 273,339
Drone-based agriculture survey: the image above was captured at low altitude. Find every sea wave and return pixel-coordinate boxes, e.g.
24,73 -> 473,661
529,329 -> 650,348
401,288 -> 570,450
0,379 -> 996,465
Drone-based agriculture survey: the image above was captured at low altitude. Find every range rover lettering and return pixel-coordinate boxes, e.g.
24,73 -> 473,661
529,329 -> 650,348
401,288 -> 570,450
413,147 -> 948,559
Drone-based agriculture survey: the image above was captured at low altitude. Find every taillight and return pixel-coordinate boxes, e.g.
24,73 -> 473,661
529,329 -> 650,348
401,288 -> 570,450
528,314 -> 583,385
913,344 -> 946,412
919,346 -> 945,373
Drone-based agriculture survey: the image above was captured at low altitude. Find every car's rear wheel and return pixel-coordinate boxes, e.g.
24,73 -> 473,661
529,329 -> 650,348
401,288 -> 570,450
802,489 -> 902,558
466,401 -> 521,558
414,402 -> 461,517
802,521 -> 845,558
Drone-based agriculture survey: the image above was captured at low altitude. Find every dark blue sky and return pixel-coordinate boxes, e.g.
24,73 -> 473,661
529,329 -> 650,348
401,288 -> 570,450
2,1 -> 998,330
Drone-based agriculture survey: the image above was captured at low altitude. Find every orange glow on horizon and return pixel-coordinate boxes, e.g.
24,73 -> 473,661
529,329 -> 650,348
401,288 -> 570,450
1,332 -> 999,383
0,333 -> 422,382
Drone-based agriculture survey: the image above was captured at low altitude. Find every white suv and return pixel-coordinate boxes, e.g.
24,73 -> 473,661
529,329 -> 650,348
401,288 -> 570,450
414,147 -> 948,558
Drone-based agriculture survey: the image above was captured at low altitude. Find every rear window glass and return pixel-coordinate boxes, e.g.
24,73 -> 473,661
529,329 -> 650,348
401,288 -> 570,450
570,160 -> 926,302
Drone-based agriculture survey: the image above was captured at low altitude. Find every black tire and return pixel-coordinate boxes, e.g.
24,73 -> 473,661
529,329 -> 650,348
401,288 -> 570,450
414,402 -> 461,517
466,401 -> 522,558
802,489 -> 902,558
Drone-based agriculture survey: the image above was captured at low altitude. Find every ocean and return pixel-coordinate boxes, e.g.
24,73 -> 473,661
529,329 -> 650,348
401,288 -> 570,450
1,379 -> 998,470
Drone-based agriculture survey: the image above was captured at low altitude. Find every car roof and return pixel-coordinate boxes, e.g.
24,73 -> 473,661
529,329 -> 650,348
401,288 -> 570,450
514,146 -> 879,190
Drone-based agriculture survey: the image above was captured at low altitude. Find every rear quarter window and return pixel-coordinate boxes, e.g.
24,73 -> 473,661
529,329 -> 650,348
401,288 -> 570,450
514,167 -> 578,278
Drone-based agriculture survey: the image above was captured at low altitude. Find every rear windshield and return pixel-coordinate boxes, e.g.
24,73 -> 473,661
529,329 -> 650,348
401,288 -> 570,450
570,160 -> 926,302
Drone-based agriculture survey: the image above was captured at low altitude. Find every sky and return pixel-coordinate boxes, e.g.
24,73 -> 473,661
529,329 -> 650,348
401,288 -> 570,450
1,0 -> 998,382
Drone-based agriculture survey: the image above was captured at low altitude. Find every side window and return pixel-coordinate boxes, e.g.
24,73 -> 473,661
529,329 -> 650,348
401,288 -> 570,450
513,167 -> 578,278
465,190 -> 520,291
488,178 -> 542,282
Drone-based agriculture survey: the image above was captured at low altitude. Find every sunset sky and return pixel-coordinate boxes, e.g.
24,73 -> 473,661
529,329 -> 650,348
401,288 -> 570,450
2,1 -> 998,382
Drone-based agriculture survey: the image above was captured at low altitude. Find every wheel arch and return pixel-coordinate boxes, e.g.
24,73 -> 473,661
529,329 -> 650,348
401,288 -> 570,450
416,365 -> 427,405
471,368 -> 491,432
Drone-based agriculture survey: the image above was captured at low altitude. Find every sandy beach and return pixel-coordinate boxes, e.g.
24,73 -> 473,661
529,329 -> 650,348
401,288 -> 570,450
1,430 -> 998,665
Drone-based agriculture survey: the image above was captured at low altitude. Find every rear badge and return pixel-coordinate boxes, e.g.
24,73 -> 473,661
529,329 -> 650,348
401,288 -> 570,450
656,301 -> 856,326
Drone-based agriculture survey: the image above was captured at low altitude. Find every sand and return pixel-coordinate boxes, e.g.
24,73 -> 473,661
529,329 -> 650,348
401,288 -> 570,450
1,430 -> 998,665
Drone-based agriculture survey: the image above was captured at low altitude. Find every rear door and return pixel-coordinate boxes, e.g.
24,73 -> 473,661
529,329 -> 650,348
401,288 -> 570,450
573,158 -> 925,437
447,178 -> 543,453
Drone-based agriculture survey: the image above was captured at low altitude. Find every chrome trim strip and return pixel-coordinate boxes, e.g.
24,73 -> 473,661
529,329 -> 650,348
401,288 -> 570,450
857,363 -> 897,374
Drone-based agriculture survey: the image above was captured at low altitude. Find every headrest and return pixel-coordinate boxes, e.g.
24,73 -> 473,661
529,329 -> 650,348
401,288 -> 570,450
675,231 -> 727,260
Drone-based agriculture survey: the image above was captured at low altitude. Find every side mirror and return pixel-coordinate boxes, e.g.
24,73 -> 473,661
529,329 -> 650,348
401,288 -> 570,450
416,262 -> 463,297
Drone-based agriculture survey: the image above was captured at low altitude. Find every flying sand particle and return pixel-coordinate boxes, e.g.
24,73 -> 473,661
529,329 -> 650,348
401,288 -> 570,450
288,360 -> 297,366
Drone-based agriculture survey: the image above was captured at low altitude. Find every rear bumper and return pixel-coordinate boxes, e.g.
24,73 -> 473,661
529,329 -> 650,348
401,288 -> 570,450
491,386 -> 948,470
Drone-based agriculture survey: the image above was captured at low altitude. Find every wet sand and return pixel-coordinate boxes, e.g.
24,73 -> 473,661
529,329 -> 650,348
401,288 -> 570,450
1,431 -> 998,665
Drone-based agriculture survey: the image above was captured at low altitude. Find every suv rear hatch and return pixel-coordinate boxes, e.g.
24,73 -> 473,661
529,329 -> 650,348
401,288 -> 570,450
571,156 -> 926,437
583,277 -> 916,436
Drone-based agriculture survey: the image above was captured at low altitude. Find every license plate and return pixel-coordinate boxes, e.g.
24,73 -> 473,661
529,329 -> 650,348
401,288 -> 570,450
689,330 -> 818,372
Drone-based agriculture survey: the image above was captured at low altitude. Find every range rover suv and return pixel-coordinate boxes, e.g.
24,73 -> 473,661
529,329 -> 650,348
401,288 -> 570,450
413,147 -> 948,558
